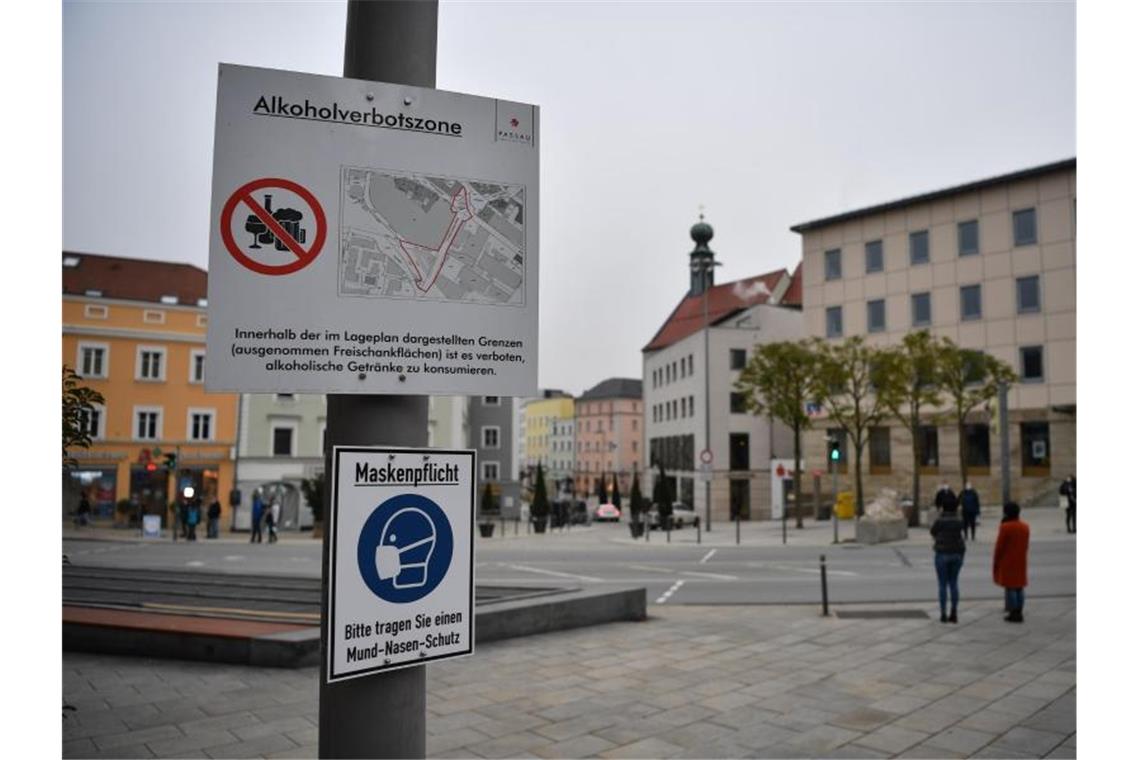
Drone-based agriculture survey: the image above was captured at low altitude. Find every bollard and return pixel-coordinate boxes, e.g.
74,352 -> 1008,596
500,515 -> 505,538
735,513 -> 740,545
782,511 -> 787,545
697,519 -> 701,545
819,554 -> 829,616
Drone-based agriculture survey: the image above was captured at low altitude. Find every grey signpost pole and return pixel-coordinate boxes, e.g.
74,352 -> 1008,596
318,2 -> 437,758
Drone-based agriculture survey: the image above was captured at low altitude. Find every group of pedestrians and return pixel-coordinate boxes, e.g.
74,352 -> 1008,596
929,482 -> 1030,625
249,490 -> 281,544
170,496 -> 222,541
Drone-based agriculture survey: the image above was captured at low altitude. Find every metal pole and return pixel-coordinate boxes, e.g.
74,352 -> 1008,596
319,3 -> 436,759
819,554 -> 829,616
831,459 -> 838,544
702,275 -> 712,532
735,511 -> 740,545
999,381 -> 1011,505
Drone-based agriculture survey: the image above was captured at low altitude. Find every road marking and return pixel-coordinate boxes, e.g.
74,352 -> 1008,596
223,555 -> 245,562
699,549 -> 717,564
142,602 -> 319,621
680,570 -> 738,581
766,563 -> 858,577
627,563 -> 675,574
655,580 -> 685,604
186,561 -> 205,567
506,564 -> 603,583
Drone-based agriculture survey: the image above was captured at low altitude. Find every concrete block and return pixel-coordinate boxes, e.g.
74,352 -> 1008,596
856,518 -> 909,544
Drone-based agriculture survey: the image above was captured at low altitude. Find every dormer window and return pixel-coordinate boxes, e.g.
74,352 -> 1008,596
85,289 -> 102,297
159,295 -> 178,305
63,256 -> 80,268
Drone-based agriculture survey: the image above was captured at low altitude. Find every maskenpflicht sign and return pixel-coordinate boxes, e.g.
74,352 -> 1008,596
206,63 -> 539,396
327,447 -> 475,682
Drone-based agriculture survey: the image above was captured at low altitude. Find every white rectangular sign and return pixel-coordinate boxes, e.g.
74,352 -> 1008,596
328,447 -> 475,682
206,64 -> 539,395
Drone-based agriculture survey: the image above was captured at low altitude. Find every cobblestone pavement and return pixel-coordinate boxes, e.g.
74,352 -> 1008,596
63,598 -> 1075,759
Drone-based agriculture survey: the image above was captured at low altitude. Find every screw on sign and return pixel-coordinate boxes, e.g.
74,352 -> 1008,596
220,178 -> 327,275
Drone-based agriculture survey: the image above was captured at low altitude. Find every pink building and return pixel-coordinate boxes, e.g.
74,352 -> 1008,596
574,378 -> 643,499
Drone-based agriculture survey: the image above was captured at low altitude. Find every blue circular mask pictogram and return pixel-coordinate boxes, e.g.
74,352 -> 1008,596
357,493 -> 453,604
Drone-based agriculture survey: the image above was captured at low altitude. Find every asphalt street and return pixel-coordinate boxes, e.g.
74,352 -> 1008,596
63,508 -> 1075,608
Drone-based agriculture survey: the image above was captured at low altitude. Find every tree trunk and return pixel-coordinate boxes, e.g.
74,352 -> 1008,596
793,422 -> 803,529
854,440 -> 865,518
958,420 -> 968,494
910,416 -> 921,527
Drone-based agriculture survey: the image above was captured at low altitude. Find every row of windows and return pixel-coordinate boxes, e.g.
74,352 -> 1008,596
653,396 -> 695,422
78,302 -> 210,324
77,405 -> 217,443
824,208 -> 1039,281
825,276 -> 1042,337
827,422 -> 1051,474
653,355 -> 694,388
77,342 -> 206,384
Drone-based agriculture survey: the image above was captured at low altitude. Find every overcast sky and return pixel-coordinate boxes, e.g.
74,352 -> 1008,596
63,1 -> 1075,397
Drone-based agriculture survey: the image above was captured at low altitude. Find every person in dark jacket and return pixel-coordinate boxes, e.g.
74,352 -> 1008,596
994,501 -> 1030,622
959,482 -> 981,541
930,490 -> 965,623
250,491 -> 264,544
1059,475 -> 1076,534
207,498 -> 221,539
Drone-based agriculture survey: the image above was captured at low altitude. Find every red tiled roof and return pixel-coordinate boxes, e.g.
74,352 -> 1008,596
63,252 -> 207,306
643,269 -> 789,352
782,262 -> 803,307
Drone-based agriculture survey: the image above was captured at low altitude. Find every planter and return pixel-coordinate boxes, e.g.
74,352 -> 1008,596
478,522 -> 495,538
312,521 -> 324,539
856,517 -> 908,545
532,519 -> 547,534
628,522 -> 645,539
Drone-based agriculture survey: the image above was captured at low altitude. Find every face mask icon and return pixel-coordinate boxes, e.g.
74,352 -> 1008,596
374,507 -> 437,589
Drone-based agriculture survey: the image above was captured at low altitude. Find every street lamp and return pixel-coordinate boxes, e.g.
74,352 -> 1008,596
689,221 -> 721,532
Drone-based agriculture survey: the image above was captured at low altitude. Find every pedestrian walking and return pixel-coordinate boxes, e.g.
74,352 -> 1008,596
74,494 -> 91,527
207,498 -> 221,539
250,491 -> 264,543
267,499 -> 281,543
960,482 -> 981,542
171,500 -> 181,542
186,498 -> 201,541
1059,475 -> 1076,534
993,501 -> 1030,623
930,488 -> 965,623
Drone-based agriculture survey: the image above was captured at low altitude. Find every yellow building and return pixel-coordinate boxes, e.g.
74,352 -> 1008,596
62,252 -> 239,527
523,392 -> 574,476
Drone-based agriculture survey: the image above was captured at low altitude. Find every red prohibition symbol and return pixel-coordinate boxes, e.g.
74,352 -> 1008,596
220,177 -> 327,275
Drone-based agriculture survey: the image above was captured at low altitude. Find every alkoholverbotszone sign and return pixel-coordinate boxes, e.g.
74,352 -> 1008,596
328,447 -> 475,682
206,63 -> 539,395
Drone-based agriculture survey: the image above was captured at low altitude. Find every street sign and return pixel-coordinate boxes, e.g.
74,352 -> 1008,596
699,448 -> 713,464
206,64 -> 539,395
327,447 -> 475,682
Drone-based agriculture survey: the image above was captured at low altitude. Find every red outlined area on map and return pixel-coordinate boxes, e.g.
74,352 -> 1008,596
396,185 -> 475,293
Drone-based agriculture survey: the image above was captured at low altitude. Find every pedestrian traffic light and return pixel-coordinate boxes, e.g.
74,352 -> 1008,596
164,453 -> 177,471
828,438 -> 841,462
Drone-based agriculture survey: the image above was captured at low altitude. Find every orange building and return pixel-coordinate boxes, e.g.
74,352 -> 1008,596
62,252 -> 239,527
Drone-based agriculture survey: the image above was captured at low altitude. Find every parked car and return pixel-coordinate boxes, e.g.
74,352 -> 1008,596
650,503 -> 700,530
593,503 -> 621,522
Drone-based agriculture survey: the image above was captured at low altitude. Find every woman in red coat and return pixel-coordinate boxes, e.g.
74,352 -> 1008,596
993,501 -> 1030,623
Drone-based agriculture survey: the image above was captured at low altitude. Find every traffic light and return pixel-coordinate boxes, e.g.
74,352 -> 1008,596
164,453 -> 177,471
828,438 -> 841,462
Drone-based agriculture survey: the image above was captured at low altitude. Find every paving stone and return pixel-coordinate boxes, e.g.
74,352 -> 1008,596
230,716 -> 315,742
425,726 -> 494,754
867,694 -> 932,715
265,744 -> 318,759
924,726 -> 997,755
891,706 -> 965,735
828,706 -> 897,732
988,726 -> 1069,757
599,736 -> 685,758
532,733 -> 617,758
145,729 -> 238,757
203,734 -> 299,759
853,724 -> 931,754
62,737 -> 97,758
534,711 -> 620,742
84,743 -> 157,759
955,708 -> 1026,734
781,724 -> 861,755
93,724 -> 184,752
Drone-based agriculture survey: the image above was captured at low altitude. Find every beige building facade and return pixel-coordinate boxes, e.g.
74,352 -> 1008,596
574,378 -> 643,499
793,159 -> 1076,507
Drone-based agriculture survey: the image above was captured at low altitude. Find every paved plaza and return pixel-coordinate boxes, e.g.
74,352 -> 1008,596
63,596 -> 1075,759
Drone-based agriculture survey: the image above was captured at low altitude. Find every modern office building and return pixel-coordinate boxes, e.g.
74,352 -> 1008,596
574,378 -> 643,500
791,158 -> 1076,506
62,252 -> 238,526
642,221 -> 803,523
467,395 -> 523,516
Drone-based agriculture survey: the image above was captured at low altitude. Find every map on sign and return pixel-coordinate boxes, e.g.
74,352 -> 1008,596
339,166 -> 526,306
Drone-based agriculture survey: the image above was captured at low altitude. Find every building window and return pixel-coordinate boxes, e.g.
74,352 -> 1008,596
1020,422 -> 1050,475
77,343 -> 108,379
1016,275 -> 1041,314
963,424 -> 990,472
78,404 -> 104,440
136,346 -> 166,381
910,292 -> 932,327
272,426 -> 295,457
143,309 -> 166,324
482,461 -> 500,481
958,220 -> 979,256
188,409 -> 215,442
687,355 -> 693,375
729,433 -> 749,470
864,240 -> 883,273
1013,208 -> 1037,246
688,396 -> 694,417
276,393 -> 295,403
963,350 -> 987,385
189,350 -> 206,384
671,400 -> 678,419
196,314 -> 208,328
824,248 -> 842,280
482,426 -> 501,449
827,428 -> 848,474
919,426 -> 939,470
960,284 -> 982,321
134,407 -> 161,440
483,396 -> 501,406
909,230 -> 930,265
84,304 -> 108,319
869,427 -> 891,474
730,392 -> 748,414
1020,346 -> 1044,382
866,299 -> 886,333
730,348 -> 746,370
826,306 -> 843,338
